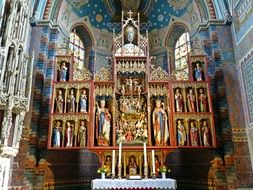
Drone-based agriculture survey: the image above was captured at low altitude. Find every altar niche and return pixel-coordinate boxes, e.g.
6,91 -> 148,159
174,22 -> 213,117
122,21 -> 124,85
101,151 -> 163,178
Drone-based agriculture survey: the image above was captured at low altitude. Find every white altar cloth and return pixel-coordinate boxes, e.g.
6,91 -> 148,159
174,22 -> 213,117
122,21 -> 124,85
91,178 -> 177,189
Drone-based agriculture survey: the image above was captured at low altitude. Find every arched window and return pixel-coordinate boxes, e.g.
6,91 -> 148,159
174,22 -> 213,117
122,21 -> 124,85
69,31 -> 85,68
174,32 -> 190,80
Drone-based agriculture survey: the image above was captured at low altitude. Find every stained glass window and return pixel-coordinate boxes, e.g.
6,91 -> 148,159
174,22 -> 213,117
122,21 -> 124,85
174,32 -> 190,80
69,31 -> 85,68
242,57 -> 253,123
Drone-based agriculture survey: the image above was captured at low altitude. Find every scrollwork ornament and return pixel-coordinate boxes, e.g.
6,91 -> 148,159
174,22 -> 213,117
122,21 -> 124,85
73,64 -> 91,81
95,67 -> 112,81
151,67 -> 169,81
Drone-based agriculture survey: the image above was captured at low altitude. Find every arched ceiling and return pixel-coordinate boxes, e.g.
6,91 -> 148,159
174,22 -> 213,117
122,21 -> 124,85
56,0 -> 210,31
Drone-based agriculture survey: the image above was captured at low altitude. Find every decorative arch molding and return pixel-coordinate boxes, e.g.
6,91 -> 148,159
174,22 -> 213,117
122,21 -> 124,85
164,22 -> 189,71
205,0 -> 216,19
195,0 -> 217,21
49,0 -> 63,22
70,23 -> 94,48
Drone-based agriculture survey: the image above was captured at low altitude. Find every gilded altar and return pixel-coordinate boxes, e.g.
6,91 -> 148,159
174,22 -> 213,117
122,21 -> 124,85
47,10 -> 216,178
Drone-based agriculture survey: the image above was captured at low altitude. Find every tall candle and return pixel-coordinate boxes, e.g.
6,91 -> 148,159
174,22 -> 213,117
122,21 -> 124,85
152,150 -> 155,174
112,150 -> 115,175
143,142 -> 147,166
118,143 -> 122,166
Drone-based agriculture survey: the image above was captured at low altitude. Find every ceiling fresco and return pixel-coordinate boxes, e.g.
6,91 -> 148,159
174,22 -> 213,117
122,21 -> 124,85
63,0 -> 194,31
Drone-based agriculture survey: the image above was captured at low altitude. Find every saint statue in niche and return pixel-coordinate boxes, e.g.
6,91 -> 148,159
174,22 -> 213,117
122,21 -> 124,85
105,155 -> 112,176
65,121 -> 73,147
152,99 -> 169,145
96,99 -> 111,146
177,120 -> 187,146
78,120 -> 86,146
67,89 -> 76,113
189,121 -> 199,146
194,62 -> 204,81
79,89 -> 88,113
59,62 -> 68,82
187,88 -> 196,112
155,155 -> 161,176
52,121 -> 62,147
55,89 -> 64,113
201,120 -> 211,146
127,156 -> 138,175
199,88 -> 208,112
174,88 -> 183,112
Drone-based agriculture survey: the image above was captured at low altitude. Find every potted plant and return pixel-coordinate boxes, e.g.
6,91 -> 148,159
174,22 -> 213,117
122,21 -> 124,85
159,166 -> 170,179
97,165 -> 107,179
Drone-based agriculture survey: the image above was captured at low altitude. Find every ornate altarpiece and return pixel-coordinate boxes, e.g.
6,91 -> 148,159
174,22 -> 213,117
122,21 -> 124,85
48,11 -> 216,178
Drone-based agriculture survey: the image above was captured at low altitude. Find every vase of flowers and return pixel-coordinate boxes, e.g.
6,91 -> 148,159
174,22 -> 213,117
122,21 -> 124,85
159,166 -> 170,179
97,165 -> 107,179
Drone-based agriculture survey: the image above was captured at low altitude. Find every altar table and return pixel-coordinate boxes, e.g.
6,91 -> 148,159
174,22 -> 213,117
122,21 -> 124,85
91,178 -> 177,190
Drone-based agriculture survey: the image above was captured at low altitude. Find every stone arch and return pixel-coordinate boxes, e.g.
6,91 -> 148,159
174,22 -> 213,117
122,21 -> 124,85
69,23 -> 95,73
164,23 -> 189,72
194,0 -> 217,21
70,23 -> 94,48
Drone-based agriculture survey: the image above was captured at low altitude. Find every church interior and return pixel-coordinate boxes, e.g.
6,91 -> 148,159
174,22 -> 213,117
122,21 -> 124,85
0,0 -> 253,189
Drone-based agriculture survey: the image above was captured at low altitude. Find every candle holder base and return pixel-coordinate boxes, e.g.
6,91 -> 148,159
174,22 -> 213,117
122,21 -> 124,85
118,164 -> 122,179
111,173 -> 116,179
144,164 -> 148,179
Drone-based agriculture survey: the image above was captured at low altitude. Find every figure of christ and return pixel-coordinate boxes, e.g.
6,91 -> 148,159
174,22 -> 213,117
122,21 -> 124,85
125,129 -> 134,142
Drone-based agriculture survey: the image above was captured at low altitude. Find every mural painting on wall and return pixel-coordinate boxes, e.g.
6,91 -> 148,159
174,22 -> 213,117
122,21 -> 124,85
233,0 -> 253,43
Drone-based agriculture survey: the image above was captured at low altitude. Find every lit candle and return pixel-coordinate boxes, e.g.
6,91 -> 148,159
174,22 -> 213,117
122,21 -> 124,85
112,150 -> 115,175
118,143 -> 122,166
152,150 -> 155,174
143,142 -> 147,166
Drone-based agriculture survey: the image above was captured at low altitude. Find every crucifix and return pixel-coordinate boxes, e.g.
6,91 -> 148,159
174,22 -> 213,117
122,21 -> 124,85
127,10 -> 133,18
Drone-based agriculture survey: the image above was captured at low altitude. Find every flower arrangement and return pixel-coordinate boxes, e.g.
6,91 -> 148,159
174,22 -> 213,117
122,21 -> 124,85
97,165 -> 108,174
159,165 -> 170,173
